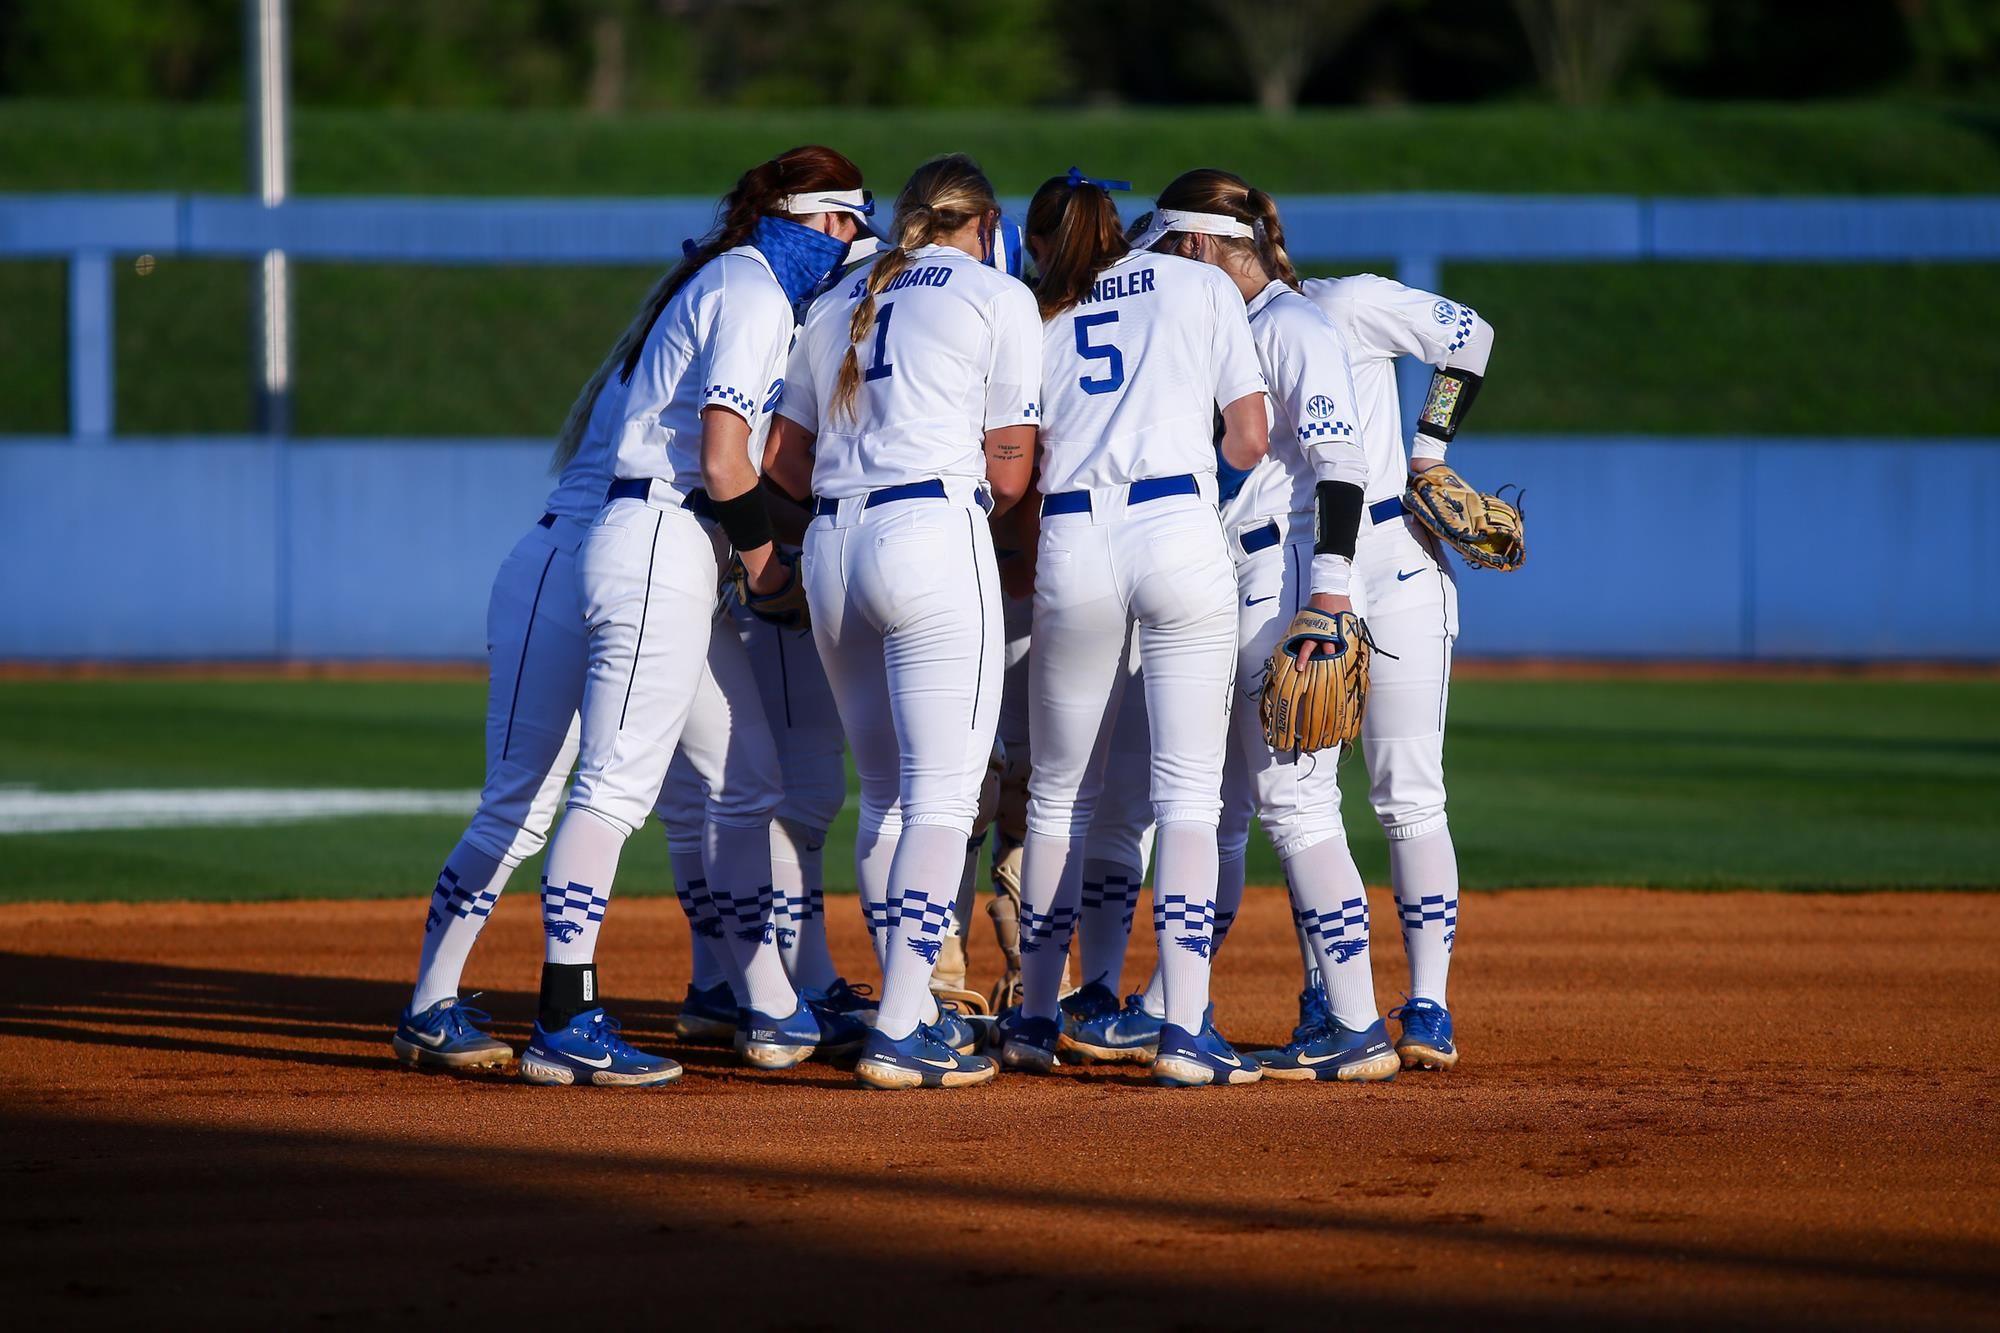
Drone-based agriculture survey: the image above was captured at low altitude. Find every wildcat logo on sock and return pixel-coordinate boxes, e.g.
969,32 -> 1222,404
1444,929 -> 1456,954
735,922 -> 776,944
1175,935 -> 1213,959
545,921 -> 582,944
907,937 -> 943,965
776,926 -> 797,948
1327,938 -> 1368,964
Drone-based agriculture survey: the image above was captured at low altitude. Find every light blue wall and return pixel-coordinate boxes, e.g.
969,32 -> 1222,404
2,435 -> 1992,661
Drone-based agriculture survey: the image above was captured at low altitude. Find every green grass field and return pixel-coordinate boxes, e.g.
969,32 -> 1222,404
4,676 -> 1996,905
3,100 -> 1998,437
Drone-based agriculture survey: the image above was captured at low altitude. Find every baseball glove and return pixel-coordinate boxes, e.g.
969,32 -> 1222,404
1259,609 -> 1372,754
1402,465 -> 1525,572
724,550 -> 810,630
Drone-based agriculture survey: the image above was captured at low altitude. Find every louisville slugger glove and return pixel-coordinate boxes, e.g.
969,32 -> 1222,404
1259,609 -> 1372,754
724,550 -> 810,630
1402,464 -> 1525,572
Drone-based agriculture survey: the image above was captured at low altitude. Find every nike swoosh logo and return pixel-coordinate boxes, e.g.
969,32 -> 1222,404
1396,568 -> 1423,581
915,1056 -> 959,1070
567,1050 -> 614,1068
409,1029 -> 447,1048
1298,1043 -> 1389,1066
1246,595 -> 1277,606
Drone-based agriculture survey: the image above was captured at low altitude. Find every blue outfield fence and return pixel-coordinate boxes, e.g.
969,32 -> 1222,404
2,192 -> 1998,661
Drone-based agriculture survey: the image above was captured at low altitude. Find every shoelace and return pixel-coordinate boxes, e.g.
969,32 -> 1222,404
1386,999 -> 1436,1035
824,979 -> 875,1008
1291,989 -> 1333,1045
584,1013 -> 643,1060
440,1004 -> 495,1040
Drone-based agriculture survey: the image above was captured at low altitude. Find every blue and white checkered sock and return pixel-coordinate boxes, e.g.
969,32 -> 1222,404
1017,831 -> 1082,1023
874,823 -> 966,1040
410,841 -> 510,1012
539,806 -> 626,966
669,851 -> 735,996
772,817 -> 839,995
704,819 -> 797,1018
1151,821 -> 1219,1032
1282,833 -> 1377,1032
1389,822 -> 1459,1006
1077,858 -> 1144,994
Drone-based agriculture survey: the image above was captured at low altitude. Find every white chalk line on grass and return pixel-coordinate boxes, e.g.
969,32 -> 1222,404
0,786 -> 481,835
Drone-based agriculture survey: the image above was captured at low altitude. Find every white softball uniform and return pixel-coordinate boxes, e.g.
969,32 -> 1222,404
782,245 -> 1038,838
1017,249 -> 1263,1030
458,382 -> 622,870
780,244 -> 1041,1039
565,248 -> 795,838
1303,274 -> 1493,839
1205,281 -> 1370,859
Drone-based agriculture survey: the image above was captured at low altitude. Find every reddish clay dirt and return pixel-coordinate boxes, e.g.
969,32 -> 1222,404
2,887 -> 1995,1330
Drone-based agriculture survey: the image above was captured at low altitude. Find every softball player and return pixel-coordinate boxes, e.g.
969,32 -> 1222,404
767,154 -> 1040,1090
997,170 -> 1270,1088
520,147 -> 873,1088
1288,270 -> 1497,1072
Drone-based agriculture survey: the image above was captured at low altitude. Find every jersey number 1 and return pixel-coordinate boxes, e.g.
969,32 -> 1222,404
1073,311 -> 1124,396
864,302 -> 896,382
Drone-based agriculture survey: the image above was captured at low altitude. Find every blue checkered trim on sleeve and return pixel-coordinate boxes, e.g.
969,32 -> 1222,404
1299,419 -> 1354,442
704,383 -> 758,416
1446,305 -> 1477,355
1022,402 -> 1040,420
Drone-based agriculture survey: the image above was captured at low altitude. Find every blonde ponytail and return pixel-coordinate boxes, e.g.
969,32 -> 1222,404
828,155 -> 998,423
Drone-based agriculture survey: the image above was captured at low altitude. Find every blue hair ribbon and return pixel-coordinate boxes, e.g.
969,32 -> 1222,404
1067,167 -> 1132,192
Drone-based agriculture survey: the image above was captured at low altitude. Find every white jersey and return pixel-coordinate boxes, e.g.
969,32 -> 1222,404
1301,274 -> 1495,503
1036,251 -> 1265,495
781,244 -> 1042,500
1219,280 -> 1367,529
611,247 -> 796,498
541,373 -> 624,520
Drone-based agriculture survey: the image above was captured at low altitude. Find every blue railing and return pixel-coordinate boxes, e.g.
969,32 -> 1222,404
5,192 -> 1999,438
3,193 -> 1997,660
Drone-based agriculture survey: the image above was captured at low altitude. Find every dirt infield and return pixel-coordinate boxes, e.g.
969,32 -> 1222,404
2,888 -> 1995,1330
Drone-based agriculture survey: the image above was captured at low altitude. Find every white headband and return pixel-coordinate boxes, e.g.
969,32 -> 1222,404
1130,207 -> 1257,252
779,187 -> 875,221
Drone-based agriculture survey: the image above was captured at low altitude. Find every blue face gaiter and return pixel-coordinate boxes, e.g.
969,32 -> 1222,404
750,215 -> 851,310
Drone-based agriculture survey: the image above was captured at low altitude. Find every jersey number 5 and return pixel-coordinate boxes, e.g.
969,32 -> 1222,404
1073,311 -> 1124,396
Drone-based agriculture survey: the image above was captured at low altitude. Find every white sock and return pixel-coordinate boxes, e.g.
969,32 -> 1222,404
668,846 -> 734,995
772,818 -> 840,994
704,819 -> 797,1017
1281,834 -> 1377,1032
539,806 -> 626,965
1077,857 -> 1143,994
1150,820 -> 1218,1032
410,841 -> 511,1012
1016,830 -> 1082,1022
1389,822 -> 1460,1005
1139,963 -> 1164,1019
875,824 -> 967,1040
1212,844 -> 1247,956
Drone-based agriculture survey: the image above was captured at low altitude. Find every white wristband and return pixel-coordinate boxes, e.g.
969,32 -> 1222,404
1310,553 -> 1353,598
1410,436 -> 1448,463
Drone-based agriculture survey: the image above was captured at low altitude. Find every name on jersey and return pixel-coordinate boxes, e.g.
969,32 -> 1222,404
1079,267 -> 1157,305
848,264 -> 954,299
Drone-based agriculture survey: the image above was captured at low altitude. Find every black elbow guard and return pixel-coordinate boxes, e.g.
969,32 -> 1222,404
709,486 -> 776,553
1415,365 -> 1484,444
1313,480 -> 1363,558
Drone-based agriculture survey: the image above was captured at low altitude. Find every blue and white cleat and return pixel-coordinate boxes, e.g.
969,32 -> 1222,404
735,1000 -> 821,1070
999,1012 -> 1062,1074
1257,1016 -> 1399,1083
854,1022 -> 997,1090
392,996 -> 514,1069
806,994 -> 870,1060
932,1001 -> 980,1055
806,977 -> 878,1025
1152,1018 -> 1263,1087
1059,983 -> 1163,1064
1388,998 -> 1458,1071
674,982 -> 738,1046
520,1009 -> 681,1087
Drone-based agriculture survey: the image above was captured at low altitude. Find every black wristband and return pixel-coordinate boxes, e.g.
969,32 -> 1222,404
1313,480 -> 1363,558
1415,365 -> 1484,444
710,486 -> 776,553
